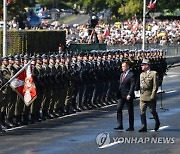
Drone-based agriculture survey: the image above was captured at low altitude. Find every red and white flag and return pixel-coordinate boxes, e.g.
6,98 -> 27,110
9,61 -> 37,106
7,0 -> 12,4
148,0 -> 157,9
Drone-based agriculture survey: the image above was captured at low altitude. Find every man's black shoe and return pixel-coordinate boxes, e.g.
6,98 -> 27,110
80,106 -> 88,110
75,108 -> 81,112
114,126 -> 123,130
154,122 -> 160,131
5,122 -> 14,128
139,127 -> 147,132
126,127 -> 134,131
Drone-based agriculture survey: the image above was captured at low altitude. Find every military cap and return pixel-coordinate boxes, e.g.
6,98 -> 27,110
36,54 -> 42,60
141,59 -> 150,65
24,54 -> 29,60
60,55 -> 65,59
42,54 -> 48,59
65,54 -> 72,59
31,56 -> 36,61
14,55 -> 20,61
49,54 -> 55,60
55,55 -> 60,59
8,54 -> 14,60
2,56 -> 8,61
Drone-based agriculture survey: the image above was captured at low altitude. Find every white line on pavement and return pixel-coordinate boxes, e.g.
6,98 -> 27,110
100,126 -> 170,149
6,126 -> 25,131
150,125 -> 169,132
165,90 -> 177,94
99,141 -> 120,149
168,75 -> 178,78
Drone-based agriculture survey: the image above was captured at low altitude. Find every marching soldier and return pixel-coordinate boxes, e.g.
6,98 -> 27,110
64,55 -> 75,114
41,54 -> 53,120
0,66 -> 5,133
139,59 -> 160,132
31,55 -> 44,123
48,55 -> 59,118
6,55 -> 17,127
1,57 -> 12,129
13,55 -> 24,126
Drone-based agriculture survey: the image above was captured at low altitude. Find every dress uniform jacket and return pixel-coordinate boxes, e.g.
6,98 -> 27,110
140,70 -> 159,101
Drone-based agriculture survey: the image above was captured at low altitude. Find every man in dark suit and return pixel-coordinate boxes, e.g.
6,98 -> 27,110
114,61 -> 135,131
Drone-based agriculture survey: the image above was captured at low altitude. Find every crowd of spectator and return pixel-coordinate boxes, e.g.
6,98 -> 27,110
65,19 -> 180,46
6,17 -> 180,46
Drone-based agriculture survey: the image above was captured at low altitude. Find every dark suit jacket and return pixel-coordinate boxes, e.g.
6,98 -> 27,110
118,71 -> 135,99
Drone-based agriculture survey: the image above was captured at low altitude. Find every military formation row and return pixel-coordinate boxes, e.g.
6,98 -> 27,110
0,49 -> 167,132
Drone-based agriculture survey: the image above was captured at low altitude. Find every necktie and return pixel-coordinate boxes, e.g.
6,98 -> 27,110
121,72 -> 126,82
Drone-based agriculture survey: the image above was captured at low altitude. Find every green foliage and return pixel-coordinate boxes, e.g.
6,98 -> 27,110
0,0 -> 32,20
0,0 -> 179,21
118,0 -> 143,18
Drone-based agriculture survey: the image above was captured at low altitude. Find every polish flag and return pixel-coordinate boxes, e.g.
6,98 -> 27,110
7,0 -> 12,4
9,61 -> 37,106
148,0 -> 157,9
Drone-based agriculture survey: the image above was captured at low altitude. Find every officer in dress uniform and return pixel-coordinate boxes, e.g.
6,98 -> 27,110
139,59 -> 160,132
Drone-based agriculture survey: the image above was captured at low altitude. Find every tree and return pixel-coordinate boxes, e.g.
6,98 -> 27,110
106,0 -> 122,17
118,0 -> 143,18
0,0 -> 34,20
157,0 -> 180,12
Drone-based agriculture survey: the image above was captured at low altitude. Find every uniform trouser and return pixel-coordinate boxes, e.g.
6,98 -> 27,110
71,86 -> 79,109
0,94 -> 8,113
31,90 -> 43,114
78,84 -> 85,107
23,105 -> 30,117
65,86 -> 73,107
106,81 -> 114,102
42,90 -> 51,113
54,89 -> 62,112
101,82 -> 108,101
113,80 -> 119,100
83,84 -> 95,105
140,99 -> 160,128
99,82 -> 105,103
58,88 -> 67,110
49,89 -> 57,112
15,96 -> 24,116
92,82 -> 104,105
1,93 -> 11,126
117,98 -> 134,128
0,98 -> 5,126
7,91 -> 16,119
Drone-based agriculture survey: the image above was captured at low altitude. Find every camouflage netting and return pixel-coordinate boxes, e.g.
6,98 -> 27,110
0,30 -> 66,56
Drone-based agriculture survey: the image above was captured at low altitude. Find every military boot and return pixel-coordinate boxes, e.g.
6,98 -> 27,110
153,112 -> 160,131
139,113 -> 147,132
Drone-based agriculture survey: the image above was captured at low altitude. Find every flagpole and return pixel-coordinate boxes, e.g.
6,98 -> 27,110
0,60 -> 32,89
142,0 -> 146,50
3,0 -> 8,57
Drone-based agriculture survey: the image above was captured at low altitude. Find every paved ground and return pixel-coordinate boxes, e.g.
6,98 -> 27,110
64,14 -> 89,25
0,66 -> 180,154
